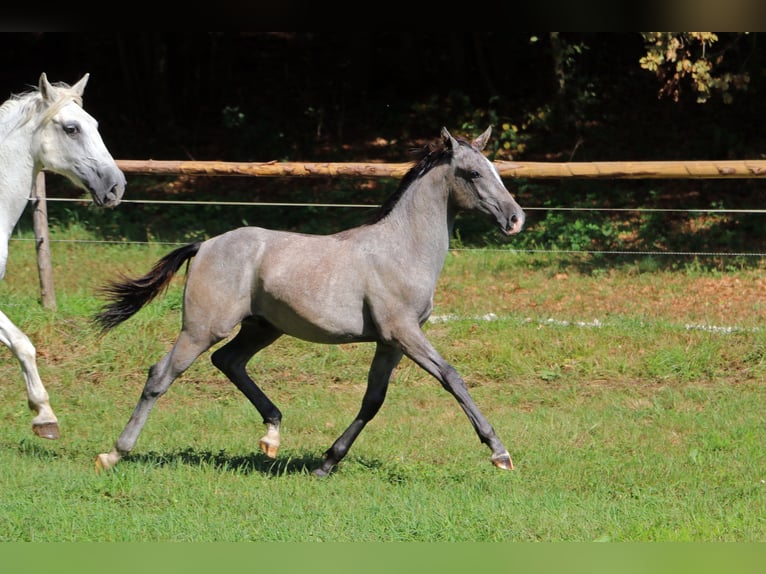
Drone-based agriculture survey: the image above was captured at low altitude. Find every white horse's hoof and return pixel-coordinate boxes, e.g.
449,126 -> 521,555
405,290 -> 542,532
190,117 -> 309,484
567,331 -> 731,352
33,421 -> 60,440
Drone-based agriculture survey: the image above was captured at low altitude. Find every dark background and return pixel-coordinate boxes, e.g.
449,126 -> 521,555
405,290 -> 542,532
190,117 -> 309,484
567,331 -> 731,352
2,32 -> 762,162
1,32 -> 764,259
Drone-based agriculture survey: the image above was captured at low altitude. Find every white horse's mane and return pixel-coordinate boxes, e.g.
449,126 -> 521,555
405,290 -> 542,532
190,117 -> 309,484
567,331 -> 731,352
0,82 -> 84,139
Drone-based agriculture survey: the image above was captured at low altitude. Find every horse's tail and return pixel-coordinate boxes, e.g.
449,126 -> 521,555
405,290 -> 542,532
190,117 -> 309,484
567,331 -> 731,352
93,242 -> 201,333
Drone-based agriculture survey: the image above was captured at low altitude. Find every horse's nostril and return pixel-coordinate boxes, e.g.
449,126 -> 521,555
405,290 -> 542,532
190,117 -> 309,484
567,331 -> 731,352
111,182 -> 126,199
511,214 -> 518,223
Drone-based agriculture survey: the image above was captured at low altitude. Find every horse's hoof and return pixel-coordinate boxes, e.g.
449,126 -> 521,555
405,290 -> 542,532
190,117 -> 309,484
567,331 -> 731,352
311,454 -> 335,477
312,466 -> 331,478
491,453 -> 514,471
95,453 -> 115,473
259,439 -> 279,459
32,421 -> 60,440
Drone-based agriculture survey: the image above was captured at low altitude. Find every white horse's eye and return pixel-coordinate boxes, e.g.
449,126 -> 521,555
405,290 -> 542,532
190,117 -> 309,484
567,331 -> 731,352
470,170 -> 481,179
63,122 -> 81,136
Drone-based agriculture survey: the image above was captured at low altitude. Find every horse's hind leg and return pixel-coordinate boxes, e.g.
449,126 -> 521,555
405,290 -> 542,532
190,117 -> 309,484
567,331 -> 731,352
314,342 -> 403,477
96,331 -> 211,471
0,309 -> 59,439
211,318 -> 284,458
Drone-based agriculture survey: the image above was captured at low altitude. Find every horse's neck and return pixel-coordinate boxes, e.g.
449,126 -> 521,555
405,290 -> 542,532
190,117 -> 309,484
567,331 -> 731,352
0,123 -> 38,238
376,169 -> 453,267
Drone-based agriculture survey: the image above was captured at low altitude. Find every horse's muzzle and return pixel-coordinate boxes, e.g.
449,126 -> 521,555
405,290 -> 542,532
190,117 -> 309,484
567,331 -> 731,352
502,211 -> 525,236
92,172 -> 127,208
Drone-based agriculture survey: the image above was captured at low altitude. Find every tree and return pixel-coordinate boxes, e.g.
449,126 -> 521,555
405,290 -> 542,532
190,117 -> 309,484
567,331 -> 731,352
639,32 -> 751,104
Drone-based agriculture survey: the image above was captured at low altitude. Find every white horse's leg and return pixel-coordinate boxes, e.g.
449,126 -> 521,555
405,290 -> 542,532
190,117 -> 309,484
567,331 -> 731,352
0,308 -> 59,439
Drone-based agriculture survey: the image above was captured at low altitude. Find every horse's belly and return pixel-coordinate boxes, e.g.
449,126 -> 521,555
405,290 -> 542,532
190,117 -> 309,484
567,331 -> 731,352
257,296 -> 372,344
275,316 -> 372,345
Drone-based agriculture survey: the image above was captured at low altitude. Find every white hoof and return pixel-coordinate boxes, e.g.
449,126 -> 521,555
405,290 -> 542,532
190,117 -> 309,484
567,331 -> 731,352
95,451 -> 120,473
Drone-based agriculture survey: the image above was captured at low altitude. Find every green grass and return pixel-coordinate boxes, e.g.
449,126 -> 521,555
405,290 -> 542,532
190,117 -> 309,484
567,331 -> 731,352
0,233 -> 764,541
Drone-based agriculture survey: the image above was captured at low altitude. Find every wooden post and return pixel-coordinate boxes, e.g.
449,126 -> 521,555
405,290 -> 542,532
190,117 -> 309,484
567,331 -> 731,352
31,172 -> 57,311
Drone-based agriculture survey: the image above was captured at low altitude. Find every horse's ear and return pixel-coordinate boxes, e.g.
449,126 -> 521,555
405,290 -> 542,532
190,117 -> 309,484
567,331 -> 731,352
441,127 -> 459,150
39,72 -> 54,102
472,126 -> 492,151
70,73 -> 90,97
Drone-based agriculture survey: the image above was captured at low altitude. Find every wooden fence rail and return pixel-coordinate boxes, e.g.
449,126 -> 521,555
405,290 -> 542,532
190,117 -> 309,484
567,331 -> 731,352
115,159 -> 766,179
33,158 -> 766,308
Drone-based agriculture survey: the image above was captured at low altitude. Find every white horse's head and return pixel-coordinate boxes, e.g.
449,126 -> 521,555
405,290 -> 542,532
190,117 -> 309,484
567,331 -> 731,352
33,73 -> 126,207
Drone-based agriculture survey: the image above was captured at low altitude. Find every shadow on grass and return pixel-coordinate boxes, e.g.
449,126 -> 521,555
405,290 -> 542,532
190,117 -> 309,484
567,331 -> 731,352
125,447 -> 334,476
10,439 -> 460,483
14,438 -> 62,461
8,438 -> 389,477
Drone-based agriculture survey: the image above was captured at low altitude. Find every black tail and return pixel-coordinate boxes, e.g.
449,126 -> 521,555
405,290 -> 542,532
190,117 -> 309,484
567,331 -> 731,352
93,242 -> 201,333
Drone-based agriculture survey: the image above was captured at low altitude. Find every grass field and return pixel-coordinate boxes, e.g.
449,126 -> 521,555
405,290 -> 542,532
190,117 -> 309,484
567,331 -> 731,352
0,233 -> 764,541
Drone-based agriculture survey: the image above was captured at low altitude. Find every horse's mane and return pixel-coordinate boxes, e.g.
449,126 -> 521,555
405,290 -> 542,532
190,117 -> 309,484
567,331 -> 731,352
364,136 -> 469,225
0,81 -> 83,140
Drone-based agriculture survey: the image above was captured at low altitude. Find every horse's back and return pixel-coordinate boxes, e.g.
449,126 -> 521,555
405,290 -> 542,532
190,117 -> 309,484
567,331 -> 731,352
198,226 -> 368,273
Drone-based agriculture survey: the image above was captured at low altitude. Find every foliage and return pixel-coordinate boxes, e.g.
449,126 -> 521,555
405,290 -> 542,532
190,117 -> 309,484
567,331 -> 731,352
639,32 -> 751,103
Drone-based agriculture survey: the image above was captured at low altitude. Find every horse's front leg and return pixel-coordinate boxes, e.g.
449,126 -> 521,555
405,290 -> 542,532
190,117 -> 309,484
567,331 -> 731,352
0,310 -> 59,439
399,328 -> 514,471
437,361 -> 514,470
314,342 -> 403,476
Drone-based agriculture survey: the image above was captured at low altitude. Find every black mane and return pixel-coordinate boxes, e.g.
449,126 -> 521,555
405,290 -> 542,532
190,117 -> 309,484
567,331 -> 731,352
364,137 -> 466,225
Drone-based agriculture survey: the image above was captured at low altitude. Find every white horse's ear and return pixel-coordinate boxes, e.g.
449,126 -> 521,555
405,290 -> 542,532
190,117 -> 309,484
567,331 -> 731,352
441,127 -> 459,149
39,72 -> 54,102
472,126 -> 492,151
70,73 -> 89,98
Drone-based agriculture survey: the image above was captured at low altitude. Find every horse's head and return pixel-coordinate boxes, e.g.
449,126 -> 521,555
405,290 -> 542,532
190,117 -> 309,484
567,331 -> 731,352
443,126 -> 525,236
33,73 -> 126,208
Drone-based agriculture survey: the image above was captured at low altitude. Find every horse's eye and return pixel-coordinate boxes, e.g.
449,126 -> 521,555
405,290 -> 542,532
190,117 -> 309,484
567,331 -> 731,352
63,123 -> 80,136
470,170 -> 481,180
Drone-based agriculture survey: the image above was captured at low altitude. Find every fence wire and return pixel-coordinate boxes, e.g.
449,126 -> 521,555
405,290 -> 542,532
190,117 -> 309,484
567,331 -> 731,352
32,196 -> 766,214
21,195 -> 766,259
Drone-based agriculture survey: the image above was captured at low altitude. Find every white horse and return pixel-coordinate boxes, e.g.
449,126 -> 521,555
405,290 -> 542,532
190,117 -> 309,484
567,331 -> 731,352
1,72 -> 126,439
